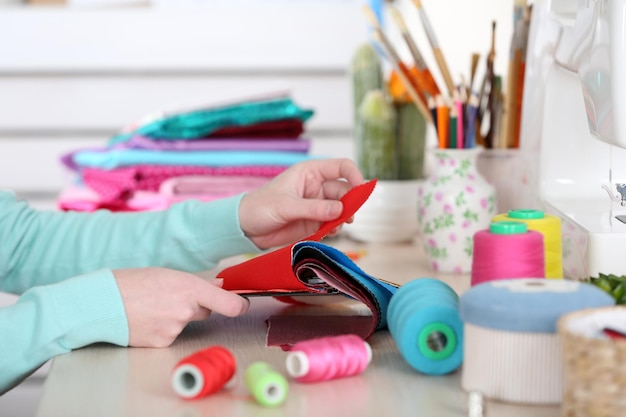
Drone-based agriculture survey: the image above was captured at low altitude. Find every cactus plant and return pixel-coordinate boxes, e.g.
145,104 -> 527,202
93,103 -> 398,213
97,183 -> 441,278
395,101 -> 427,180
355,90 -> 397,180
350,42 -> 384,127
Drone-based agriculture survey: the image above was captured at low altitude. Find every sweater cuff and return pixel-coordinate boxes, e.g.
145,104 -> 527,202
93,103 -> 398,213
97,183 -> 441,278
45,269 -> 129,348
184,194 -> 261,262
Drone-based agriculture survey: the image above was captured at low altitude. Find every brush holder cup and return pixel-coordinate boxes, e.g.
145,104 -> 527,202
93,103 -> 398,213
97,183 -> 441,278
417,147 -> 497,274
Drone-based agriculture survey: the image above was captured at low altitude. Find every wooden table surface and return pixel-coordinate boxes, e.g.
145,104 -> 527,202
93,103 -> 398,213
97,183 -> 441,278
34,236 -> 560,417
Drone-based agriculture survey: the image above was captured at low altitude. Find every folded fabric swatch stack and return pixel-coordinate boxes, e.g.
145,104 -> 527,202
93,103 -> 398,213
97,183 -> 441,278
58,94 -> 319,212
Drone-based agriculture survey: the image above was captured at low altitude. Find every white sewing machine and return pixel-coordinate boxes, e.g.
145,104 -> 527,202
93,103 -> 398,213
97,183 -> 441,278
517,0 -> 626,279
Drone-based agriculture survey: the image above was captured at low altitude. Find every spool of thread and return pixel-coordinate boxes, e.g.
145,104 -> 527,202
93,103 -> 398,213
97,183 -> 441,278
492,209 -> 563,278
171,346 -> 236,400
471,221 -> 545,286
244,362 -> 288,407
285,334 -> 372,383
387,278 -> 463,375
460,278 -> 615,404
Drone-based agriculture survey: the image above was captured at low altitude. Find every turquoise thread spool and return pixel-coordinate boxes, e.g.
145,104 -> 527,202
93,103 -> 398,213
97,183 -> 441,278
387,278 -> 463,375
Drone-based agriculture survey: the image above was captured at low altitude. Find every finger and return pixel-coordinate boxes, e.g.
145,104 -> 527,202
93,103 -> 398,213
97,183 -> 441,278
327,225 -> 343,236
321,179 -> 353,201
306,158 -> 364,187
196,280 -> 250,317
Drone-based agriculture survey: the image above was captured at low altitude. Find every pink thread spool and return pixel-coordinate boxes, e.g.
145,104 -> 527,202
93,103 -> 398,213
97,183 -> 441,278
471,221 -> 545,286
285,334 -> 372,383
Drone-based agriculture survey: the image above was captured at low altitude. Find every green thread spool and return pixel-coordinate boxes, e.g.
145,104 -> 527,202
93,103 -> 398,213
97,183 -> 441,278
244,362 -> 288,407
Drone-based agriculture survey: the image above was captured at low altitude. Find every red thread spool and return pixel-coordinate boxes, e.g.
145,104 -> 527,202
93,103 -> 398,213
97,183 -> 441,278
171,346 -> 236,400
285,334 -> 372,383
471,221 -> 545,286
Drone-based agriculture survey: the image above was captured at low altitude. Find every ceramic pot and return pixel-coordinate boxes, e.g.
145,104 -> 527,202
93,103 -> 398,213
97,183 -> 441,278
344,180 -> 420,244
418,147 -> 497,273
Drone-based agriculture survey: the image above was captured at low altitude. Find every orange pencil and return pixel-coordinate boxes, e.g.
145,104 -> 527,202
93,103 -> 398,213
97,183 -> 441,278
435,95 -> 449,148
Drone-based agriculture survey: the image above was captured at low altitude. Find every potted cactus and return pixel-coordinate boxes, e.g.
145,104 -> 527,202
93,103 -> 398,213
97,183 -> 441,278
344,42 -> 427,243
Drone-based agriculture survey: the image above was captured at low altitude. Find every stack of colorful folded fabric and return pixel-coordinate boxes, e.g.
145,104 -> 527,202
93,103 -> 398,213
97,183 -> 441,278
58,94 -> 318,212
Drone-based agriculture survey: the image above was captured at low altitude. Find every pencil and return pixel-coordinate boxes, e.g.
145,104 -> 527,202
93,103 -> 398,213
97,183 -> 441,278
454,89 -> 464,149
449,104 -> 458,149
464,93 -> 479,148
410,0 -> 455,96
435,95 -> 449,148
387,5 -> 441,98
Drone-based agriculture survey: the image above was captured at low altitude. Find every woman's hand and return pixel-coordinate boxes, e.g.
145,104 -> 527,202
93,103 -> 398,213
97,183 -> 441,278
238,158 -> 364,249
114,267 -> 249,347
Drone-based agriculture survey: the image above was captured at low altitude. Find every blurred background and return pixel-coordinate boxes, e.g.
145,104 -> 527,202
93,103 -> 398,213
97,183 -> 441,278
0,0 -> 517,415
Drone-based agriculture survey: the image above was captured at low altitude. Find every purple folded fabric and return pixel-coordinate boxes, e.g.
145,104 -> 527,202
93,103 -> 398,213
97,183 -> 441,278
126,135 -> 311,152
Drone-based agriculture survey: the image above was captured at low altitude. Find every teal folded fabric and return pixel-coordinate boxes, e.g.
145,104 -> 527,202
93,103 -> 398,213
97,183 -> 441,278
109,97 -> 314,145
72,149 -> 320,170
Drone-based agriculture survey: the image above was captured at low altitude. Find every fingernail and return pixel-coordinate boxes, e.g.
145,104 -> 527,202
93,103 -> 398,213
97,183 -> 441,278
210,278 -> 224,287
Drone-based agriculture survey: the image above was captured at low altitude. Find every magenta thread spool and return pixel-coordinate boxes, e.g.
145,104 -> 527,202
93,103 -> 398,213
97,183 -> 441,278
471,221 -> 545,286
285,334 -> 372,383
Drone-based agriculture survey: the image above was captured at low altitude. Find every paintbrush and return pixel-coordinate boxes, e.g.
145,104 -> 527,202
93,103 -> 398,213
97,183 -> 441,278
362,5 -> 431,120
361,4 -> 427,104
387,5 -> 441,98
469,52 -> 480,93
410,0 -> 455,96
370,30 -> 433,123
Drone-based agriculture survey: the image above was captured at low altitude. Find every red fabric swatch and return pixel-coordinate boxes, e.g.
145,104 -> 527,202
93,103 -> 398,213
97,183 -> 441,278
219,179 -> 377,292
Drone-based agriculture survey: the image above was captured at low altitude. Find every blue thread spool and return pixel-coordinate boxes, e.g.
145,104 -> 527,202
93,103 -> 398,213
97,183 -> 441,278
387,278 -> 463,375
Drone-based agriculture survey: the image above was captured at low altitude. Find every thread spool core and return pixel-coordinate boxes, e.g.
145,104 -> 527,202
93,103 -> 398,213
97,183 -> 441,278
489,221 -> 527,235
171,364 -> 203,399
264,383 -> 284,402
285,351 -> 309,378
418,322 -> 457,360
508,209 -> 544,219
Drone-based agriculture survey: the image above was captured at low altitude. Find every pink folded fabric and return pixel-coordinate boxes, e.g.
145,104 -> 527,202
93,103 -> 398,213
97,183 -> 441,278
58,174 -> 272,212
82,165 -> 287,203
160,175 -> 269,198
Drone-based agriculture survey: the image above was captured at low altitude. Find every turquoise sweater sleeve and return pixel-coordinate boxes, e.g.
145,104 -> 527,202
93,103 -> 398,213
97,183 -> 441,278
0,191 -> 259,393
